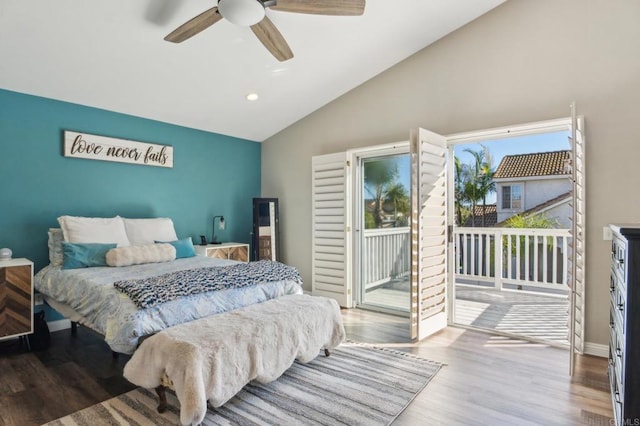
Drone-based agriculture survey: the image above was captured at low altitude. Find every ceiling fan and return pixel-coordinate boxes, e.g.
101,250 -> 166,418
164,0 -> 366,62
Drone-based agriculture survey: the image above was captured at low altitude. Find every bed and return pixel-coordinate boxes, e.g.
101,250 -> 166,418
33,216 -> 304,354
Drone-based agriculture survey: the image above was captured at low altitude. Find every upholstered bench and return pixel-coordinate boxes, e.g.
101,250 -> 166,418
123,294 -> 345,426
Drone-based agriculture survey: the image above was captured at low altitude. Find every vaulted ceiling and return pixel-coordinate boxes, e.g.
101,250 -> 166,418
0,0 -> 505,141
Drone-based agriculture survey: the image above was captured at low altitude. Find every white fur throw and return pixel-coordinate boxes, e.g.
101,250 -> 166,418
106,243 -> 176,267
123,294 -> 346,426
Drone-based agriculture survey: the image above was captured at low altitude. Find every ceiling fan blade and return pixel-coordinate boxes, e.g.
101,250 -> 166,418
251,16 -> 294,62
164,7 -> 223,43
270,0 -> 365,16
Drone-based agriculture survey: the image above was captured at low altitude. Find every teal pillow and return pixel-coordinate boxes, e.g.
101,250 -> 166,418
156,237 -> 196,259
62,242 -> 117,269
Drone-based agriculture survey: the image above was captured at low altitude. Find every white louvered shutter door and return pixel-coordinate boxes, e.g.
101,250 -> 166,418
311,152 -> 352,307
569,103 -> 586,373
410,128 -> 448,341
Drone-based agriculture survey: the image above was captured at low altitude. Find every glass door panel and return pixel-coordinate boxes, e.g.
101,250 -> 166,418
360,153 -> 411,313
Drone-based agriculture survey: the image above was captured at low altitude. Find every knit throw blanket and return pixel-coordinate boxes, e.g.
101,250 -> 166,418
114,260 -> 302,309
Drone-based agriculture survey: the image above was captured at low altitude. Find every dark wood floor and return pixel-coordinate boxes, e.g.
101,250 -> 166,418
0,328 -> 135,425
0,310 -> 612,426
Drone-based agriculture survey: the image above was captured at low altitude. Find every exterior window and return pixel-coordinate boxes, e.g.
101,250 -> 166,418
502,185 -> 522,209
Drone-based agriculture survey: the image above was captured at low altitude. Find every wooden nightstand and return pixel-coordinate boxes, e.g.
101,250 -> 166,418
195,243 -> 249,262
0,258 -> 34,341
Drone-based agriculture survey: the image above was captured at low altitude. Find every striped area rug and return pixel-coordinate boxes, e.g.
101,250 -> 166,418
44,343 -> 442,426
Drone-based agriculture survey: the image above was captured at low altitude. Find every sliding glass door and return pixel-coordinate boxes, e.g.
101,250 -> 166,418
357,149 -> 411,313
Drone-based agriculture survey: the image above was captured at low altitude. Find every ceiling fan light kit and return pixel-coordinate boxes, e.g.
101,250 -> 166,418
165,0 -> 366,62
218,0 -> 265,26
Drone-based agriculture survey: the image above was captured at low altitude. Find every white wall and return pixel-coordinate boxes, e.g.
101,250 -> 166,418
496,178 -> 572,224
524,179 -> 573,211
543,202 -> 573,230
262,0 -> 640,347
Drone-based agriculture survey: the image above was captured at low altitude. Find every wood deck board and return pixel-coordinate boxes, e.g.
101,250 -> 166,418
366,281 -> 569,345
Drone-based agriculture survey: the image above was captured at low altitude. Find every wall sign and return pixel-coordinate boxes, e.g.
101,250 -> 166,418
63,131 -> 173,168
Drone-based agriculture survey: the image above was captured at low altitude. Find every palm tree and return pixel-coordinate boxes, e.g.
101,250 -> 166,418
363,158 -> 410,228
477,147 -> 496,227
385,183 -> 409,226
462,148 -> 481,226
364,158 -> 400,228
453,156 -> 468,226
463,145 -> 496,227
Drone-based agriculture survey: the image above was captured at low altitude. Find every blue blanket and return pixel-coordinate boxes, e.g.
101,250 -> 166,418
114,260 -> 302,309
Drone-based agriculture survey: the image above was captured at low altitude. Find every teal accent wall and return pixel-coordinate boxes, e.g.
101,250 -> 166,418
0,89 -> 261,274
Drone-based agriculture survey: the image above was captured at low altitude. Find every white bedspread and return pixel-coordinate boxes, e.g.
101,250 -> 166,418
123,294 -> 346,426
34,257 -> 303,353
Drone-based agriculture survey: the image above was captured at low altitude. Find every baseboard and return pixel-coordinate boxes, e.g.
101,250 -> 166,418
584,341 -> 608,358
47,319 -> 71,332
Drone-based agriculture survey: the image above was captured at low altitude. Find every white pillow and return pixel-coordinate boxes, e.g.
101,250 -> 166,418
122,218 -> 178,246
58,216 -> 130,247
106,243 -> 176,267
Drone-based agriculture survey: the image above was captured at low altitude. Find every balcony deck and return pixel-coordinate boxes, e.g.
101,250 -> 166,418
365,281 -> 569,346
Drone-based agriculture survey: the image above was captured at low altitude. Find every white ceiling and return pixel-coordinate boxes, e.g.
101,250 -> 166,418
0,0 -> 505,141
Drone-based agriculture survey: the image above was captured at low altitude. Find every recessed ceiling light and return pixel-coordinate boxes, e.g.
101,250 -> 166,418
246,93 -> 259,101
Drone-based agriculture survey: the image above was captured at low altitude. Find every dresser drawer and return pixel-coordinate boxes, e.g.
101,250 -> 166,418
195,243 -> 249,263
610,299 -> 626,393
608,322 -> 616,370
612,237 -> 627,285
610,322 -> 624,364
612,267 -> 626,296
614,287 -> 626,333
609,364 -> 623,426
258,236 -> 272,248
611,307 -> 625,358
610,278 -> 626,332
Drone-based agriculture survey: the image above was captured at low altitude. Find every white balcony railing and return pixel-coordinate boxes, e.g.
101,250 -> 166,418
362,226 -> 571,293
362,227 -> 410,289
454,227 -> 571,292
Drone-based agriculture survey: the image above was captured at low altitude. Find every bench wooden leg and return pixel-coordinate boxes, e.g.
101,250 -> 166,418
156,386 -> 168,413
324,348 -> 330,357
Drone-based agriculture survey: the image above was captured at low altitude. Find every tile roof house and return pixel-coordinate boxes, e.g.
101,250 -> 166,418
493,150 -> 572,228
462,204 -> 497,227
